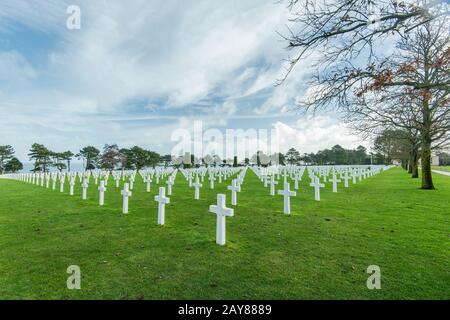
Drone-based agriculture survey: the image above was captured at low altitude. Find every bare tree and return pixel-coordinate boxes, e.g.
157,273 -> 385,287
294,18 -> 448,189
279,0 -> 449,83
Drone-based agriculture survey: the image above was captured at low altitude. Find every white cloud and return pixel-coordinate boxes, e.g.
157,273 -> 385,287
0,51 -> 37,84
0,1 -> 373,163
0,0 -> 68,34
273,116 -> 370,154
36,0 -> 292,111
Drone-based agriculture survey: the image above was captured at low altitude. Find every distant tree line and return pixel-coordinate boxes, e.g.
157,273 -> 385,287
282,145 -> 373,166
23,143 -> 163,172
3,141 -> 448,174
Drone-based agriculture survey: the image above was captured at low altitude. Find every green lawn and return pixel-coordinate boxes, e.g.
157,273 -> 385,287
432,166 -> 450,172
0,168 -> 448,299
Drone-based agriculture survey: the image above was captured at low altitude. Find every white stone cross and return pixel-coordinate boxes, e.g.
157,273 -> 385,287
294,174 -> 301,190
227,179 -> 241,206
69,178 -> 75,196
343,171 -> 350,188
81,179 -> 89,200
278,182 -> 296,214
321,171 -> 327,183
154,187 -> 170,225
330,173 -> 341,193
270,175 -> 278,196
193,176 -> 202,200
167,176 -> 174,195
98,180 -> 107,206
59,176 -> 65,193
52,174 -> 57,190
129,176 -> 135,190
121,183 -> 132,214
209,194 -> 234,245
93,172 -> 99,185
209,174 -> 215,189
145,175 -> 151,192
310,176 -> 325,201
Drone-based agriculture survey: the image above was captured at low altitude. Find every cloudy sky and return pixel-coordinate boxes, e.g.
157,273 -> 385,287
0,0 -> 371,161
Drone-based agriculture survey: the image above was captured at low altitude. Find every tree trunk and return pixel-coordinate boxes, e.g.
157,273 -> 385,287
401,159 -> 407,170
411,149 -> 419,179
420,92 -> 434,189
421,140 -> 434,189
407,155 -> 413,174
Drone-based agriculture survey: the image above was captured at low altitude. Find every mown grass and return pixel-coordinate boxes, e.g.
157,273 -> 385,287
432,166 -> 450,172
0,167 -> 448,299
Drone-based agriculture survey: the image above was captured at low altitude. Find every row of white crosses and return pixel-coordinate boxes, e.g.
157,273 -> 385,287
4,165 -> 392,246
154,167 -> 244,246
10,168 -> 173,210
251,165 -> 391,214
178,166 -> 243,201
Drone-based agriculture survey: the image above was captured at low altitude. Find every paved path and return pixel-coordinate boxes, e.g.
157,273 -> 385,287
432,170 -> 450,177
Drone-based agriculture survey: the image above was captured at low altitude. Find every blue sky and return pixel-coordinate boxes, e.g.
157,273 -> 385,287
0,0 -> 371,161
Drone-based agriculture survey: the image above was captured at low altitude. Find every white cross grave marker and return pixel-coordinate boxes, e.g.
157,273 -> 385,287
69,178 -> 75,196
193,176 -> 202,200
154,187 -> 170,225
270,175 -> 278,196
81,179 -> 88,200
278,182 -> 296,214
60,176 -> 65,193
330,173 -> 341,193
209,174 -> 215,189
209,194 -> 234,246
310,176 -> 325,201
167,176 -> 173,196
294,174 -> 301,190
129,176 -> 135,190
121,183 -> 132,214
98,180 -> 107,206
227,179 -> 241,206
52,174 -> 57,190
343,171 -> 350,188
145,175 -> 151,192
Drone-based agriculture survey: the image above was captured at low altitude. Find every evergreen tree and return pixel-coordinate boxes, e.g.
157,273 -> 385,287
4,157 -> 23,173
28,143 -> 52,172
0,145 -> 15,174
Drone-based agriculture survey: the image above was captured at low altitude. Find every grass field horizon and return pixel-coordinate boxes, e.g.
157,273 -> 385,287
0,167 -> 448,299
